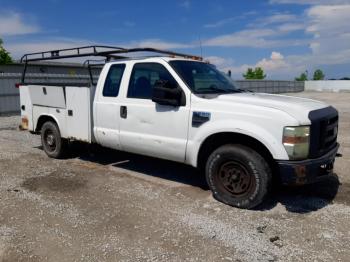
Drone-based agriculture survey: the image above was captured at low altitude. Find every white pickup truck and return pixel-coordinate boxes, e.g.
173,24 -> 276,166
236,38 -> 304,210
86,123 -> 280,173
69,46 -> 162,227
18,46 -> 340,209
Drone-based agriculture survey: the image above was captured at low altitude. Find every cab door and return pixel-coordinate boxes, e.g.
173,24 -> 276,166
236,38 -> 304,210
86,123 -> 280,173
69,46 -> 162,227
118,62 -> 190,162
93,63 -> 126,149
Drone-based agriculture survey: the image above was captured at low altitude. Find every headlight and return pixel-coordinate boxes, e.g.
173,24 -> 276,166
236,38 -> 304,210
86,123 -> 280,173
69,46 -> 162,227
283,126 -> 310,160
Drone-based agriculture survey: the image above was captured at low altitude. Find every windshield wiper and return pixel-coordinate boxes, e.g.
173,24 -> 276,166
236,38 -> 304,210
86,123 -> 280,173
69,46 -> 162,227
236,88 -> 253,93
207,86 -> 242,93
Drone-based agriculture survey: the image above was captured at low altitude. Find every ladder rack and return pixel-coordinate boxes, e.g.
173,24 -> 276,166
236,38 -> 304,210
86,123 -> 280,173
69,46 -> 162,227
20,45 -> 203,83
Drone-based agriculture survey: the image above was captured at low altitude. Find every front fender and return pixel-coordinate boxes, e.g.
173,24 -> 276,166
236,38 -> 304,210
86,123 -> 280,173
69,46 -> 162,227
186,119 -> 289,167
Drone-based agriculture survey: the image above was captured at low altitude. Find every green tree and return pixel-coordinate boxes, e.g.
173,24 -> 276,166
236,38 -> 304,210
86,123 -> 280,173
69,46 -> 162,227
0,38 -> 13,65
313,69 -> 325,80
243,68 -> 255,79
243,67 -> 266,79
295,72 -> 308,81
254,67 -> 266,79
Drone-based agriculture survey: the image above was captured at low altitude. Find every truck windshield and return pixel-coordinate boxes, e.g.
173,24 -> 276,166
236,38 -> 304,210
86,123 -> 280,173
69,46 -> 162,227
169,60 -> 240,94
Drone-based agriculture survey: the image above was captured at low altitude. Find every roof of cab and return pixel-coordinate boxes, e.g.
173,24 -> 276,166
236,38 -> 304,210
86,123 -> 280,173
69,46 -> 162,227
107,56 -> 205,65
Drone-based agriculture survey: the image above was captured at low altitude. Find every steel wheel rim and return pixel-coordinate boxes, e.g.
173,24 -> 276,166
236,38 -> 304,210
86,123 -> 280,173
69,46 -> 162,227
217,161 -> 255,197
44,129 -> 56,152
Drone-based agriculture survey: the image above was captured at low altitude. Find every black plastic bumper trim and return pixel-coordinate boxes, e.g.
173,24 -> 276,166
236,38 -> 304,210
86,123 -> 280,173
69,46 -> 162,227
276,143 -> 339,185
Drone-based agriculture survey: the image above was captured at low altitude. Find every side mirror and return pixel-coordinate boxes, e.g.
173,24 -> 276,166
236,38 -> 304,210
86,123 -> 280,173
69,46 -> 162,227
152,80 -> 185,107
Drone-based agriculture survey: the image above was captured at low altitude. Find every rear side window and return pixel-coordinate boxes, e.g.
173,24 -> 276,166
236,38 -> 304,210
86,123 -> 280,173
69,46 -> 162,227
102,64 -> 126,97
127,63 -> 177,99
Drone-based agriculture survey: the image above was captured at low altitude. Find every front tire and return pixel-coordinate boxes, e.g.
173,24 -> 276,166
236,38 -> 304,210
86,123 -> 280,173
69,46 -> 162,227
41,121 -> 68,159
206,144 -> 271,209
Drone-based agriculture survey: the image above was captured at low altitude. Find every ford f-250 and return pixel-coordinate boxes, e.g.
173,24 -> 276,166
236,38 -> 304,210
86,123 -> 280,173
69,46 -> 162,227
18,46 -> 340,209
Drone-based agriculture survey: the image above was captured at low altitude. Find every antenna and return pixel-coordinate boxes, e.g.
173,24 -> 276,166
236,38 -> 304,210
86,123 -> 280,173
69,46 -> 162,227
199,35 -> 203,58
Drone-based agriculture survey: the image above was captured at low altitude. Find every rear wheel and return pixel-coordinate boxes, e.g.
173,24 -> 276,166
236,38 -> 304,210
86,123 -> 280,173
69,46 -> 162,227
205,144 -> 271,209
41,121 -> 68,159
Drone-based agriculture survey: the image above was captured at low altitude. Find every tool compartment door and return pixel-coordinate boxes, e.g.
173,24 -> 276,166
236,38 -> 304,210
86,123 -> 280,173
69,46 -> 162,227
28,85 -> 66,108
65,86 -> 91,142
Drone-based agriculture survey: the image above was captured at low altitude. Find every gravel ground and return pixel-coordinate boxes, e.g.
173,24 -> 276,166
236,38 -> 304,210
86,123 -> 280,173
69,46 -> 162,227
0,91 -> 349,262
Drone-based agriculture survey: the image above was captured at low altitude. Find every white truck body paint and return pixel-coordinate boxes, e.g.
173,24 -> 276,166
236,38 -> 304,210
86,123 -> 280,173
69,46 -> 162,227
19,57 -> 331,166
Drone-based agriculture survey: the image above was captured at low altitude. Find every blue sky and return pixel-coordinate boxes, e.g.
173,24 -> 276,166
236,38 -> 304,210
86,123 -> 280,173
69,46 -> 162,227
0,0 -> 350,79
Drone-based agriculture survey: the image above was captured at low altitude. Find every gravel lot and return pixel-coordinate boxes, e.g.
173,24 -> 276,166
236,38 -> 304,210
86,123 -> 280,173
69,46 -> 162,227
0,91 -> 349,262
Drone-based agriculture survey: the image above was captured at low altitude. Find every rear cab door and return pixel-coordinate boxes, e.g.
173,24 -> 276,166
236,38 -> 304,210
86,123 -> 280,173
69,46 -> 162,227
93,62 -> 127,149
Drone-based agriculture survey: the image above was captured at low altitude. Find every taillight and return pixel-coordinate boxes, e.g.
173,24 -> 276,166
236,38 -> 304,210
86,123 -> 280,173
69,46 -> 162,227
15,83 -> 20,88
20,117 -> 29,130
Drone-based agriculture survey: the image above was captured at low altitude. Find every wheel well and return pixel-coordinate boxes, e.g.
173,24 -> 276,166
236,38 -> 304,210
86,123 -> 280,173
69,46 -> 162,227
197,132 -> 275,171
35,115 -> 57,132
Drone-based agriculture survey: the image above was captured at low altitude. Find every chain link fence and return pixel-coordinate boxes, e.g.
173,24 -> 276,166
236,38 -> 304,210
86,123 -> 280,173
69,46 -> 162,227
235,80 -> 304,93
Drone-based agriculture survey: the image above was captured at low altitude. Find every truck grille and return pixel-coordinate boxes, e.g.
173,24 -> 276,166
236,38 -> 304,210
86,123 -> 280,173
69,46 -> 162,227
309,106 -> 338,158
320,115 -> 338,150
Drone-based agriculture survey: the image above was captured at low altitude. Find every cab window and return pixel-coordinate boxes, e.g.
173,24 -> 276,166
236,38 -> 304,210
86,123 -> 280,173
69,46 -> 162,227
127,63 -> 177,99
102,64 -> 126,97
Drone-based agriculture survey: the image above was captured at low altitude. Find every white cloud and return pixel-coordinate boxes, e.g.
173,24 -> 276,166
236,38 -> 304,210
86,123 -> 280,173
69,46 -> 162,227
306,5 -> 350,36
305,5 -> 350,59
271,52 -> 283,60
123,21 -> 135,27
4,38 -> 94,61
132,39 -> 193,49
202,11 -> 310,49
256,51 -> 289,71
205,56 -> 234,68
200,55 -> 246,76
203,12 -> 258,29
202,26 -> 308,49
179,0 -> 191,9
205,51 -> 308,79
277,23 -> 305,32
206,2 -> 350,79
270,0 -> 350,4
202,29 -> 282,48
243,11 -> 258,16
0,12 -> 39,36
260,13 -> 297,24
204,17 -> 236,29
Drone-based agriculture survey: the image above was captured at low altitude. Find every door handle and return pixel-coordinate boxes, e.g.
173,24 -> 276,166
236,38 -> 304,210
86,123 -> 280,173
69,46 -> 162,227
120,106 -> 127,119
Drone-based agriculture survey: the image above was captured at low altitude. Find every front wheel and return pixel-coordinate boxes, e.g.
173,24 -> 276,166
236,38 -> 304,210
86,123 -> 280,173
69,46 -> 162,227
41,121 -> 68,159
205,144 -> 271,209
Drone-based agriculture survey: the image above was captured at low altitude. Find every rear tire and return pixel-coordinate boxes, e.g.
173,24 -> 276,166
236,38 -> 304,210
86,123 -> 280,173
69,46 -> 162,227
41,121 -> 68,159
205,144 -> 271,209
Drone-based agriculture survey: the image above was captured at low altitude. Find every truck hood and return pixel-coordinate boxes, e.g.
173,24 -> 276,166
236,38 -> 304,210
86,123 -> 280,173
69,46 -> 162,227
195,92 -> 328,124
